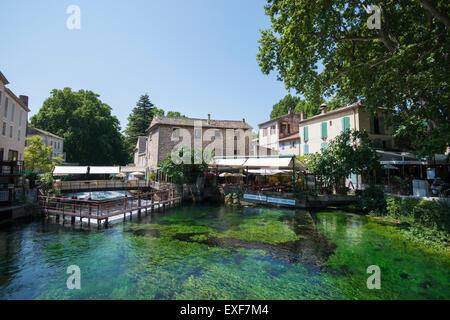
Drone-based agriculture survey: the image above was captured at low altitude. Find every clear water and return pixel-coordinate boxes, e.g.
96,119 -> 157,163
65,190 -> 131,200
0,205 -> 449,299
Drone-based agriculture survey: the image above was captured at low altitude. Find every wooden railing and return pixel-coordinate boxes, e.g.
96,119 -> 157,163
53,180 -> 149,191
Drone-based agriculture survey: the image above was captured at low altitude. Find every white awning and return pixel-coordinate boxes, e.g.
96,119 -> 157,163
121,166 -> 146,173
247,169 -> 291,175
210,158 -> 247,168
53,166 -> 88,175
89,166 -> 120,174
244,157 -> 293,168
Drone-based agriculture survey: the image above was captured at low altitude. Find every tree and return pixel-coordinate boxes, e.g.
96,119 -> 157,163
270,94 -> 301,118
24,136 -> 63,174
307,130 -> 380,192
159,148 -> 209,185
30,88 -> 128,165
257,0 -> 449,158
165,111 -> 185,118
124,94 -> 158,158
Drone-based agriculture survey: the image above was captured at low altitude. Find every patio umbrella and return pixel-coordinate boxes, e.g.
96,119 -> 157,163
131,172 -> 145,176
115,173 -> 126,177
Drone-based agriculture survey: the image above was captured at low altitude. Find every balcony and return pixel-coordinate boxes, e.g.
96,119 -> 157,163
0,160 -> 24,176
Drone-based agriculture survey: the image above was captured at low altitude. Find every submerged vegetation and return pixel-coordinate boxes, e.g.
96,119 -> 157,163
0,205 -> 449,300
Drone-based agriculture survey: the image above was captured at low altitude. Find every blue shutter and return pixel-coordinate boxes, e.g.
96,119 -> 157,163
321,122 -> 327,139
304,144 -> 309,155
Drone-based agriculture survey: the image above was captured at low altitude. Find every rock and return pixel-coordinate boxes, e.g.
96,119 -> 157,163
133,229 -> 160,238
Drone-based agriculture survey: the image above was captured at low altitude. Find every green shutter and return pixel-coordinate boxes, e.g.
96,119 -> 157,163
342,117 -> 350,131
303,126 -> 309,142
321,122 -> 327,139
304,144 -> 309,155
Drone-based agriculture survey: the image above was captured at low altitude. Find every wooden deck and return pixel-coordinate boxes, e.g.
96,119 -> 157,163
38,188 -> 181,228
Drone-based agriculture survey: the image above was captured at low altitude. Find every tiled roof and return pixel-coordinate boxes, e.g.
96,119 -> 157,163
278,132 -> 300,142
258,111 -> 301,127
148,115 -> 252,131
26,126 -> 64,140
298,102 -> 363,125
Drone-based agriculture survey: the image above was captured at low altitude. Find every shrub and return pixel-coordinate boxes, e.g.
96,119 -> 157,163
357,185 -> 386,214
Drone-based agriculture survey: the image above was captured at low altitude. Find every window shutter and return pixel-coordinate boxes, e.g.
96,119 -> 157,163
379,117 -> 385,134
321,122 -> 327,139
303,126 -> 308,142
304,144 -> 309,155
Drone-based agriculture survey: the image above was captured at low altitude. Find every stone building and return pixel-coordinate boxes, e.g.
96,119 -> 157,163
138,114 -> 253,172
26,126 -> 66,161
258,109 -> 302,156
0,71 -> 30,162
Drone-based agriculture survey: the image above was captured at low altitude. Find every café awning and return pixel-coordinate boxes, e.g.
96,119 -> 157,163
53,166 -> 88,176
89,166 -> 120,174
210,158 -> 247,168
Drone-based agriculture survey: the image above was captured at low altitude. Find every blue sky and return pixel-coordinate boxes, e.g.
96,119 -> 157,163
0,0 -> 291,132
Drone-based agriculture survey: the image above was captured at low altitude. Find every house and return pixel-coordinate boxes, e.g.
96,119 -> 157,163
298,102 -> 395,156
0,71 -> 30,162
257,109 -> 301,156
0,71 -> 30,205
26,126 -> 66,161
133,136 -> 147,168
138,114 -> 253,172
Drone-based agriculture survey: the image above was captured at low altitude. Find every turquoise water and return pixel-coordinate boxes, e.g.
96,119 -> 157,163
0,204 -> 449,299
65,190 -> 131,200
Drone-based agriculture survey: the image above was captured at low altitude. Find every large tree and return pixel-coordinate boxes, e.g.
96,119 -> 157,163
124,94 -> 162,159
258,0 -> 449,158
30,88 -> 128,165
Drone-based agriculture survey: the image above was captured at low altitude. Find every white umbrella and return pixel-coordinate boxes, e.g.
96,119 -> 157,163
131,172 -> 145,176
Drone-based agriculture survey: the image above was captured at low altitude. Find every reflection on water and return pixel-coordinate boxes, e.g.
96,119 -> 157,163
0,205 -> 448,300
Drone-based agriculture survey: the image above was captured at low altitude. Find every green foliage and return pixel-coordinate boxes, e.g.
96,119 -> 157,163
357,185 -> 386,214
148,172 -> 156,181
307,129 -> 380,191
165,111 -> 185,118
124,94 -> 159,159
30,88 -> 128,165
270,94 -> 323,119
380,196 -> 450,247
158,148 -> 209,185
257,0 -> 450,158
24,136 -> 63,174
224,192 -> 241,206
39,172 -> 55,195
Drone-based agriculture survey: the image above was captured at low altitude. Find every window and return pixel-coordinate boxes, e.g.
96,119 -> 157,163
281,142 -> 285,150
329,120 -> 332,126
4,97 -> 8,118
270,125 -> 275,135
214,130 -> 221,138
235,130 -> 240,140
342,116 -> 350,131
8,150 -> 18,161
2,122 -> 5,136
18,129 -> 20,141
19,109 -> 22,127
293,140 -> 297,148
11,104 -> 15,122
321,122 -> 327,139
172,128 -> 180,138
9,126 -> 13,138
289,141 -> 292,148
194,129 -> 201,139
303,126 -> 309,142
370,116 -> 384,134
303,144 -> 309,155
261,128 -> 266,137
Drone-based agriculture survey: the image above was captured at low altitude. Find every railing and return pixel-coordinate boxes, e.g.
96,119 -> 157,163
53,180 -> 149,191
0,160 -> 24,175
38,188 -> 181,225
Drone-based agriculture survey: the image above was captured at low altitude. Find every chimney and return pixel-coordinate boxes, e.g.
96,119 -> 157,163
301,111 -> 306,121
19,95 -> 28,107
320,103 -> 327,114
207,114 -> 211,125
243,118 -> 245,123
